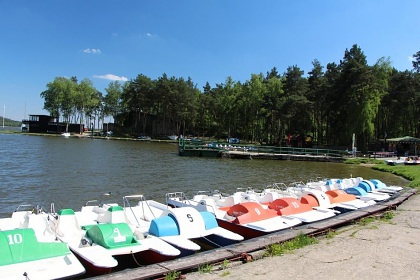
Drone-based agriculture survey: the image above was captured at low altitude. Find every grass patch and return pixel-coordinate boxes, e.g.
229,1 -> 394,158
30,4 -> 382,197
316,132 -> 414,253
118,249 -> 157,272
220,259 -> 229,270
344,158 -> 385,165
344,158 -> 420,189
355,211 -> 395,227
198,263 -> 213,274
264,233 -> 318,257
165,270 -> 181,280
357,216 -> 377,226
381,211 -> 394,221
325,229 -> 338,239
372,165 -> 420,188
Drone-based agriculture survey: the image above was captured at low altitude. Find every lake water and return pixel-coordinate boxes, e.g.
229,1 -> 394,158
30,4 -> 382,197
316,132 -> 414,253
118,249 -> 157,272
0,133 -> 408,218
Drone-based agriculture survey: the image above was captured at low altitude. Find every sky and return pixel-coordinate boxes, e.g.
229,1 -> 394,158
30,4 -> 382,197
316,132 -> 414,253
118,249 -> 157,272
1,0 -> 419,121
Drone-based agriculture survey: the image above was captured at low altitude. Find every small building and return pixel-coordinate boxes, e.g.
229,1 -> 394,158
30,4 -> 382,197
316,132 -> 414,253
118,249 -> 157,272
22,115 -> 84,134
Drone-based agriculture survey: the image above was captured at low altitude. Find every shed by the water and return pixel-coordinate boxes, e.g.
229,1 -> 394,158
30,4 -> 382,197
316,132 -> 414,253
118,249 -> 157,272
386,136 -> 420,156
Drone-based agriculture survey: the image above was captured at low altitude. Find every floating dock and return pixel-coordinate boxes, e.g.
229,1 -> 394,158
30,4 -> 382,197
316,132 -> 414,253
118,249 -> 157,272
222,150 -> 344,162
178,139 -> 346,162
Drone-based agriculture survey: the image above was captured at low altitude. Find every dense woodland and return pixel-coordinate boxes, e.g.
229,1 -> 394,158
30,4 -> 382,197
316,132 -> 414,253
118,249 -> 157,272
0,117 -> 21,127
40,44 -> 420,152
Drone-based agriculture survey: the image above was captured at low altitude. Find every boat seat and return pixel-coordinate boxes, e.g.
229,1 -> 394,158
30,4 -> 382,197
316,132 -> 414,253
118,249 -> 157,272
217,195 -> 241,207
258,192 -> 280,204
23,213 -> 54,242
96,205 -> 127,224
269,197 -> 313,216
326,190 -> 357,203
55,209 -> 85,241
300,194 -> 320,207
125,205 -> 156,224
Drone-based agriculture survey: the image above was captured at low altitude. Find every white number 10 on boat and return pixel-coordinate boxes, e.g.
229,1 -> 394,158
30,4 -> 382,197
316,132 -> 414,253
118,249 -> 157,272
7,233 -> 23,245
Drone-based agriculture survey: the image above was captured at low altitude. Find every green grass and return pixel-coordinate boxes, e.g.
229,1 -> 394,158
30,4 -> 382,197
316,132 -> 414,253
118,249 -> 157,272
264,233 -> 318,257
165,270 -> 181,280
357,216 -> 377,226
372,165 -> 420,188
198,263 -> 213,273
343,158 -> 386,165
220,259 -> 229,270
381,211 -> 395,221
325,229 -> 338,239
344,158 -> 420,188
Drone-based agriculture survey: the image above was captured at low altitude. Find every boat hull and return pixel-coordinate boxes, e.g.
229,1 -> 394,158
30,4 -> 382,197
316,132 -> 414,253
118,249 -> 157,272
74,253 -> 113,277
216,219 -> 266,240
113,249 -> 177,269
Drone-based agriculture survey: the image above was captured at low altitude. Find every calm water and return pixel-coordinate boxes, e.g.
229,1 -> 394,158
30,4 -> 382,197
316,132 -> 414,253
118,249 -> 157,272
0,133 -> 408,218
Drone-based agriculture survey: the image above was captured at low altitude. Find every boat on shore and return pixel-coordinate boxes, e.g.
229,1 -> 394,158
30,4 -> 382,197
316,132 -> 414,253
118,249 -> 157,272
404,156 -> 419,165
123,195 -> 243,256
48,208 -> 118,276
0,204 -> 86,279
0,228 -> 86,280
74,202 -> 181,267
166,192 -> 302,239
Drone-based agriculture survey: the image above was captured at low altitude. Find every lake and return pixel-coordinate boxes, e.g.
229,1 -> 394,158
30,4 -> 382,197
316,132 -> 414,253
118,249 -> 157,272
0,133 -> 408,218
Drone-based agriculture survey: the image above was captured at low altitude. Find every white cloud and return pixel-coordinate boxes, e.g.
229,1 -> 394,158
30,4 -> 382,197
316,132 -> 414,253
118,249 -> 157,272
145,32 -> 158,39
93,74 -> 128,82
408,56 -> 414,61
83,48 -> 101,54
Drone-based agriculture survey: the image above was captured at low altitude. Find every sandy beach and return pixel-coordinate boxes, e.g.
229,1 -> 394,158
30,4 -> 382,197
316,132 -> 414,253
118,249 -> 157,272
185,193 -> 420,280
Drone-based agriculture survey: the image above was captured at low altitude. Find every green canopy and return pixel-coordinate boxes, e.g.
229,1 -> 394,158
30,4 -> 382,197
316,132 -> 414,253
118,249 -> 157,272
386,136 -> 420,144
386,136 -> 420,155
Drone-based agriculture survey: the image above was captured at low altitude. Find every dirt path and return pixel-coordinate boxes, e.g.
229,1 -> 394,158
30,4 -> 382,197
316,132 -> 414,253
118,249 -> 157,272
185,193 -> 420,280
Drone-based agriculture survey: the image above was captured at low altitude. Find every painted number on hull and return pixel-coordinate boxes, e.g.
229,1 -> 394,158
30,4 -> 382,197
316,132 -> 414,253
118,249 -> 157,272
254,208 -> 261,215
187,214 -> 193,222
7,234 -> 23,245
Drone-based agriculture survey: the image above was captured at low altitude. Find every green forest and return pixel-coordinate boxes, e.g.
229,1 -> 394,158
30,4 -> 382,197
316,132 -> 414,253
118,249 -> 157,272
0,117 -> 21,127
40,44 -> 420,152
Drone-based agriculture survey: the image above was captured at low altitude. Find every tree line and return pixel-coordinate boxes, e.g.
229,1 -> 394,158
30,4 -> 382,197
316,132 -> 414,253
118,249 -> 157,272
40,44 -> 420,152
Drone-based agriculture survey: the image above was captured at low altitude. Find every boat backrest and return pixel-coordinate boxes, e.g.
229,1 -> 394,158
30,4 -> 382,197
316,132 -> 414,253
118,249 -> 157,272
125,205 -> 156,224
269,197 -> 312,216
198,198 -> 219,213
325,190 -> 356,203
76,205 -> 98,226
300,194 -> 320,207
11,211 -> 31,228
227,202 -> 277,224
55,209 -> 84,239
24,213 -> 53,241
97,205 -> 126,224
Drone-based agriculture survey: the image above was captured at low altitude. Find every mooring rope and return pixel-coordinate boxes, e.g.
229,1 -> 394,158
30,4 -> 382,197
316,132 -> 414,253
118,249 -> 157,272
202,236 -> 222,248
130,251 -> 142,267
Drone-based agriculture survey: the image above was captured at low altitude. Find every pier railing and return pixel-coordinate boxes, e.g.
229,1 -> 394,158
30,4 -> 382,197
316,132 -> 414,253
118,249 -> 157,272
242,145 -> 345,158
179,139 -> 346,159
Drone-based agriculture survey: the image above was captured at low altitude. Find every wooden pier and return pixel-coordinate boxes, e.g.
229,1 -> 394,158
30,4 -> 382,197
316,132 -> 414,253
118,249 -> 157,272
89,188 -> 417,280
223,150 -> 344,162
177,139 -> 346,162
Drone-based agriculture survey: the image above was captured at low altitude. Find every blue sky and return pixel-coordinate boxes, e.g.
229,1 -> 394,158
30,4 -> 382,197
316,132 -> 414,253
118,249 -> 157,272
1,0 -> 419,121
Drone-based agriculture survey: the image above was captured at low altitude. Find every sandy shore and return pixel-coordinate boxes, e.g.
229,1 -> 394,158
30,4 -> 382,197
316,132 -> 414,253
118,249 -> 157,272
185,193 -> 420,280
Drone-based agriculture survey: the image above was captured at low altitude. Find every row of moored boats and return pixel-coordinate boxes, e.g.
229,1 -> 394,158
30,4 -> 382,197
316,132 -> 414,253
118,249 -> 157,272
0,177 -> 404,279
